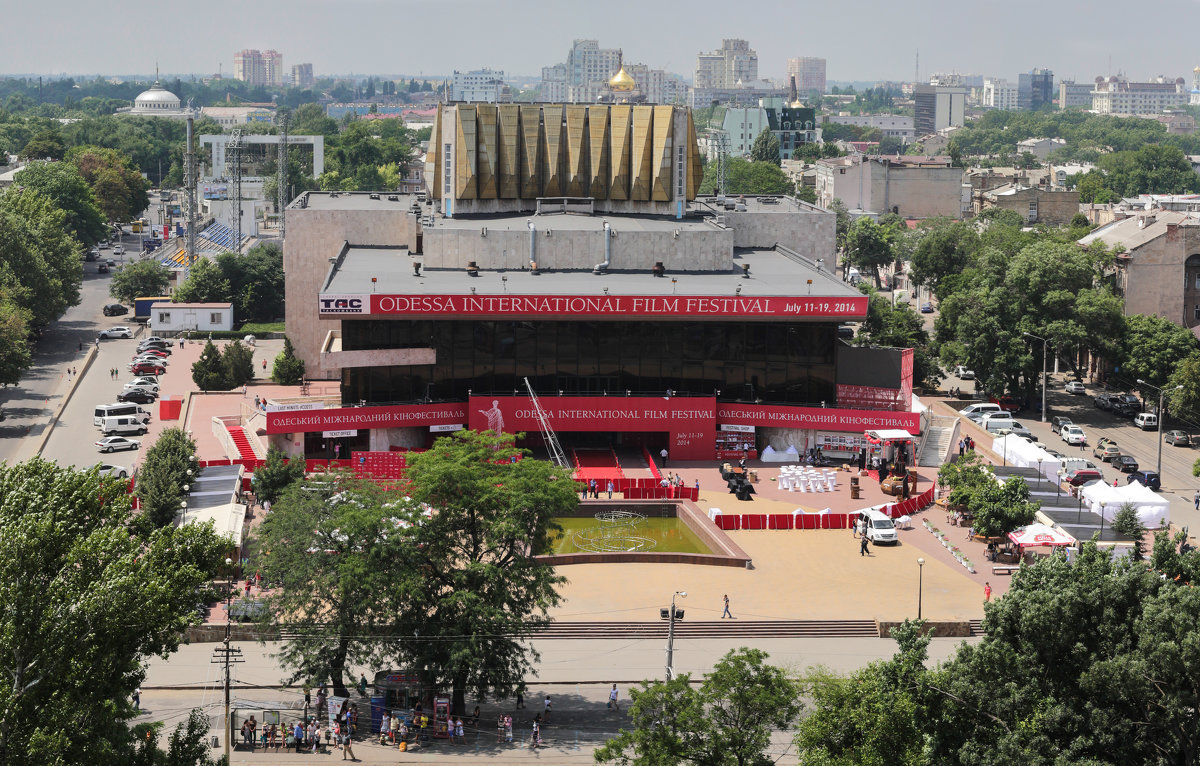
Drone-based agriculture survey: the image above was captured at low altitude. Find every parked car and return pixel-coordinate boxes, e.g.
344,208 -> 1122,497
132,354 -> 168,366
116,389 -> 156,404
140,336 -> 166,346
94,436 -> 140,453
1061,425 -> 1086,445
228,599 -> 268,622
112,245 -> 124,255
1065,381 -> 1087,395
130,362 -> 165,375
1112,455 -> 1139,473
96,463 -> 130,479
135,348 -> 169,358
127,375 -> 159,387
1113,401 -> 1139,417
1165,430 -> 1192,447
1093,442 -> 1121,462
953,365 -> 975,380
1066,468 -> 1104,486
1116,393 -> 1140,408
920,302 -> 934,313
1051,416 -> 1073,434
989,395 -> 1024,413
97,262 -> 109,274
1004,421 -> 1033,439
98,326 -> 133,339
1128,470 -> 1161,490
1133,413 -> 1159,430
102,303 -> 128,317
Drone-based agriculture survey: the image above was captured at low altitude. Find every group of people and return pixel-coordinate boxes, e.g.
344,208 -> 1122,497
956,436 -> 976,457
582,479 -> 613,499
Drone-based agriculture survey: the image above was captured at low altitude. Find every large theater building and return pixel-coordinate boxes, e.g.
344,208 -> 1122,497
275,101 -> 918,463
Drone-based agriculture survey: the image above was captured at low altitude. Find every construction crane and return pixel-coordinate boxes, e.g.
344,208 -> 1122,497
524,378 -> 568,469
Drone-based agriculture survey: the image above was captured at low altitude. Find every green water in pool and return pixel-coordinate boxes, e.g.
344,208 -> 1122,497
549,515 -> 714,555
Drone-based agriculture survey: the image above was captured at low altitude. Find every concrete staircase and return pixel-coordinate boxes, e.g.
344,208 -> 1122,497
227,425 -> 257,461
529,619 -> 880,640
919,420 -> 957,467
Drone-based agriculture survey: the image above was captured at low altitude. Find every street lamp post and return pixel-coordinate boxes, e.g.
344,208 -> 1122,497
917,558 -> 925,619
222,557 -> 233,763
663,591 -> 686,680
1023,332 -> 1048,422
1137,379 -> 1183,478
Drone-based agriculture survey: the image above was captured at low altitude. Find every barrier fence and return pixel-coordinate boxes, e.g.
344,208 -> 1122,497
711,487 -> 936,531
574,477 -> 699,501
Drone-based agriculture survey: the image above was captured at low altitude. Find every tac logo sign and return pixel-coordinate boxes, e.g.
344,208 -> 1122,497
318,294 -> 367,314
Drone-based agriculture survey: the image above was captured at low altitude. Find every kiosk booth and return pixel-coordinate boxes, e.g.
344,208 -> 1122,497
370,671 -> 425,733
433,697 -> 452,739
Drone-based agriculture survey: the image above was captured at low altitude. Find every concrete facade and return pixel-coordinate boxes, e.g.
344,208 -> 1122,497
1091,75 -> 1187,115
913,85 -> 965,136
816,155 -> 965,218
977,185 -> 1080,225
283,195 -> 420,376
1079,211 -> 1200,329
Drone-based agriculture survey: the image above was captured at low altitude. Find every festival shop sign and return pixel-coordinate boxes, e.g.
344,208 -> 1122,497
319,293 -> 869,319
468,396 -> 717,461
716,403 -> 919,434
266,403 -> 468,435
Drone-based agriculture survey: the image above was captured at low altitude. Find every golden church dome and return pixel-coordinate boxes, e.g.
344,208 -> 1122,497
609,66 -> 636,92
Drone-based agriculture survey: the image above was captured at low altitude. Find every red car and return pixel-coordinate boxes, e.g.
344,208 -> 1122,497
989,396 -> 1024,413
1066,468 -> 1103,486
136,348 -> 169,358
130,362 -> 165,376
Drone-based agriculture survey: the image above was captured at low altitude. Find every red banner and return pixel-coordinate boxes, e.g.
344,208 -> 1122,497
716,403 -> 919,434
266,403 -> 467,434
318,293 -> 868,320
468,396 -> 717,460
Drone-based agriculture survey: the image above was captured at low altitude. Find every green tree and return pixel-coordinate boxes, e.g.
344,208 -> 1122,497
0,458 -> 224,764
0,190 -> 83,328
172,257 -> 230,304
136,427 -> 200,529
967,476 -> 1038,538
908,220 -> 979,297
12,160 -> 107,244
191,340 -> 227,391
20,130 -> 65,160
271,336 -> 306,385
1119,313 -> 1199,391
796,185 -> 818,204
844,217 -> 894,288
698,157 -> 794,195
1167,352 -> 1200,420
109,258 -> 171,305
253,476 -> 408,697
749,130 -> 782,165
394,430 -> 578,714
66,145 -> 150,223
596,647 -> 801,766
222,340 -> 255,388
1111,502 -> 1146,560
795,621 -> 930,766
0,297 -> 32,385
252,446 -> 304,504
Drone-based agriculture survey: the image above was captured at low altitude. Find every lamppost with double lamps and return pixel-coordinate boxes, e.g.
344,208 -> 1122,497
661,591 -> 687,680
1023,332 -> 1048,422
917,558 -> 925,619
1137,379 -> 1183,478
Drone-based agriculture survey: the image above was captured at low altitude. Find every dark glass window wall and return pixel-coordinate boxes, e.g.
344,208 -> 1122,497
340,319 -> 837,406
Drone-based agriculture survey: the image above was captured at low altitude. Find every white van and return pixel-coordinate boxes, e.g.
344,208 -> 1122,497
981,412 -> 1016,432
1058,457 -> 1099,478
100,416 -> 148,436
961,402 -> 1002,420
859,509 -> 898,545
93,403 -> 150,427
1134,413 -> 1158,430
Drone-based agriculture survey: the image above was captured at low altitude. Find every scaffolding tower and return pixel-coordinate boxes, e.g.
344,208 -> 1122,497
227,129 -> 244,253
276,109 -> 289,238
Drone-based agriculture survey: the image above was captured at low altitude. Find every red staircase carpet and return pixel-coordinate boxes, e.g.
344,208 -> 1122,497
572,448 -> 625,482
227,426 -> 256,461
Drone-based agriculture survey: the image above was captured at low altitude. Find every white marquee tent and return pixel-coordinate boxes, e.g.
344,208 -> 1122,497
991,433 -> 1062,483
1079,480 -> 1170,529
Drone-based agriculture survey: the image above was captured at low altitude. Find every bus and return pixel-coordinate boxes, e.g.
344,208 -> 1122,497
130,220 -> 144,233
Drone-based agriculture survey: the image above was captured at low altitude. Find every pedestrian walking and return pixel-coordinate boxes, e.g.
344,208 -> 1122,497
341,727 -> 355,760
608,683 -> 619,711
984,581 -> 992,602
496,714 -> 505,743
607,480 -> 614,499
132,687 -> 141,711
543,694 -> 552,720
515,689 -> 525,709
721,593 -> 732,619
262,358 -> 268,371
1194,489 -> 1199,510
860,534 -> 870,557
958,438 -> 965,458
504,715 -> 513,743
660,447 -> 668,467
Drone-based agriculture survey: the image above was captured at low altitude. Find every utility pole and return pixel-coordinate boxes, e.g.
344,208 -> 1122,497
211,559 -> 244,761
661,591 -> 686,680
184,110 -> 198,276
228,129 -> 244,253
276,109 -> 289,238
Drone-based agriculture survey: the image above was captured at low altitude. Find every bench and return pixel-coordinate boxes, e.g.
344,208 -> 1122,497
991,564 -> 1020,575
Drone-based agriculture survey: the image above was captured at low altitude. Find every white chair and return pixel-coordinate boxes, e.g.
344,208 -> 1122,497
825,476 -> 835,492
708,508 -> 722,521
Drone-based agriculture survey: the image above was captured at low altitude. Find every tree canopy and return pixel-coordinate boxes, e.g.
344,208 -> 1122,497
11,160 -> 107,244
109,258 -> 171,305
66,145 -> 150,223
0,458 -> 224,764
699,157 -> 795,196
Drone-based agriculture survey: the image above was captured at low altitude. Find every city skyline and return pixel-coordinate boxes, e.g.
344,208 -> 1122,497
7,0 -> 1200,84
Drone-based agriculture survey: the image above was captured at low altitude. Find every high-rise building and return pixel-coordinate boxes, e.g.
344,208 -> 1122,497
451,69 -> 510,103
983,78 -> 1018,110
1092,75 -> 1187,115
538,39 -> 680,104
291,63 -> 314,89
694,39 -> 757,90
787,57 -> 826,96
912,84 -> 965,136
1017,68 -> 1054,110
234,49 -> 284,87
1058,80 -> 1092,109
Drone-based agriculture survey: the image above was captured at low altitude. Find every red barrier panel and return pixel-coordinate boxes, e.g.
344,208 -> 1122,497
747,514 -> 769,530
799,513 -> 816,530
715,514 -> 740,530
767,514 -> 790,530
830,513 -> 849,529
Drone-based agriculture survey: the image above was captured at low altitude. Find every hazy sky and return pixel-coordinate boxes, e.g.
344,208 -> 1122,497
8,0 -> 1200,83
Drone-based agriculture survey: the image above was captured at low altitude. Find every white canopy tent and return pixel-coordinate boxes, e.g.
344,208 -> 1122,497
1079,481 -> 1170,529
1008,523 -> 1076,548
760,444 -> 801,463
991,434 -> 1061,483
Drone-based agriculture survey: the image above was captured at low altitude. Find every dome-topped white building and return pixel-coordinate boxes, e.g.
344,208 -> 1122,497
120,79 -> 195,119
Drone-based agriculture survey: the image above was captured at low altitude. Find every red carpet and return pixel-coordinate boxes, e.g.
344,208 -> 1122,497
572,449 -> 625,482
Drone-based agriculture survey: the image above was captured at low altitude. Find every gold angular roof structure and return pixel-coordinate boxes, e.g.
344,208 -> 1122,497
609,66 -> 636,92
